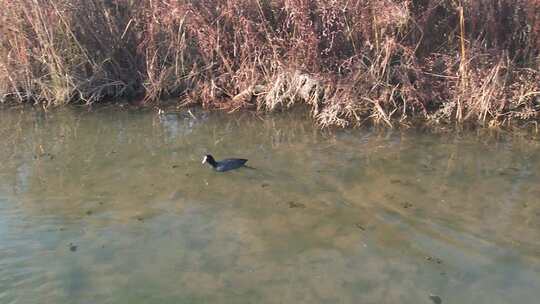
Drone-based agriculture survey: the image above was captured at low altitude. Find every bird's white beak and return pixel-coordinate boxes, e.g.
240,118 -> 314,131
202,156 -> 207,164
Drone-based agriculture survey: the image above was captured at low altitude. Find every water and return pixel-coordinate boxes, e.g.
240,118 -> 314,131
0,105 -> 539,304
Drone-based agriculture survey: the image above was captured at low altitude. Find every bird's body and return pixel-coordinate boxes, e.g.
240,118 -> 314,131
202,154 -> 248,172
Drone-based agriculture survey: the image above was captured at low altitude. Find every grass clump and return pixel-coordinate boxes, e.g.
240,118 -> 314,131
0,0 -> 539,129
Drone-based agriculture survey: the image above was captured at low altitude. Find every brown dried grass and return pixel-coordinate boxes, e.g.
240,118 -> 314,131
0,0 -> 539,129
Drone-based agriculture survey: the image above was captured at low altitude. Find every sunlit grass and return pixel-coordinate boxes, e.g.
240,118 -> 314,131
0,0 -> 538,128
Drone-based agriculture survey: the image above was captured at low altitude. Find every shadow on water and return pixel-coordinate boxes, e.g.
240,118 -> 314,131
0,105 -> 540,303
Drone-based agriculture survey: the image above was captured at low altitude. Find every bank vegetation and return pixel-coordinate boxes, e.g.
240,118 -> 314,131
1,0 -> 539,128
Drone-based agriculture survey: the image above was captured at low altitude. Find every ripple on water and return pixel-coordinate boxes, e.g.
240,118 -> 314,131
0,107 -> 539,303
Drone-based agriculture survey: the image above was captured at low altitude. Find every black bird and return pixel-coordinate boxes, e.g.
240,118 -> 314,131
202,154 -> 248,172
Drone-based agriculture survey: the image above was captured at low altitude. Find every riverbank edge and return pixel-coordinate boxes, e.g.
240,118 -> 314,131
3,101 -> 540,140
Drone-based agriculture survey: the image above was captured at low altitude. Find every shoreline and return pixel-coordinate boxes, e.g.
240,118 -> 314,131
2,102 -> 540,140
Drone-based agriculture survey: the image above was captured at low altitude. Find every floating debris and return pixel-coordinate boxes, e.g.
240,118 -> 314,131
402,202 -> 413,209
497,167 -> 520,176
390,179 -> 413,186
288,201 -> 306,209
355,223 -> 366,231
425,256 -> 443,264
69,243 -> 77,252
34,152 -> 55,160
429,294 -> 442,304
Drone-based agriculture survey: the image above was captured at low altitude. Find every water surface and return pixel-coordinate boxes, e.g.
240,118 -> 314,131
1,106 -> 539,303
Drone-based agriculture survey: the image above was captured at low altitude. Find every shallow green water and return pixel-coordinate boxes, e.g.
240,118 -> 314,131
0,105 -> 539,304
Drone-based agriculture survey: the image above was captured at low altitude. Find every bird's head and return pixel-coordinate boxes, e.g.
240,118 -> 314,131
202,154 -> 215,165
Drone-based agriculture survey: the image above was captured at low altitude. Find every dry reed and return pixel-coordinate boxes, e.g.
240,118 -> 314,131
0,0 -> 539,128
